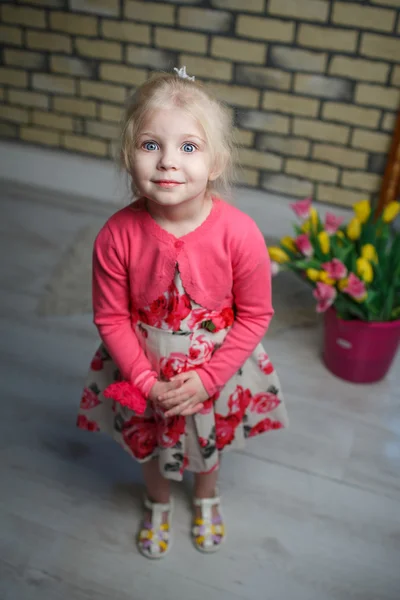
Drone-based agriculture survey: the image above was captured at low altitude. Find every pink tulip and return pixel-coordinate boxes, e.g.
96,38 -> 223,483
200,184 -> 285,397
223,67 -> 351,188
324,212 -> 344,235
295,233 -> 314,257
343,273 -> 367,301
271,261 -> 280,277
321,258 -> 347,280
313,282 -> 337,313
290,197 -> 312,220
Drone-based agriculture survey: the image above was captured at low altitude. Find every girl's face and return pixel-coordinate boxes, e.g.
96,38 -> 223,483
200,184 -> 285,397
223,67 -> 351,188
132,108 -> 215,208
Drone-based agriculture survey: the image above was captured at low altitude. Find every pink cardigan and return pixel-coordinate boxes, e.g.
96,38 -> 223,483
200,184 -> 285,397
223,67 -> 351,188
92,197 -> 273,398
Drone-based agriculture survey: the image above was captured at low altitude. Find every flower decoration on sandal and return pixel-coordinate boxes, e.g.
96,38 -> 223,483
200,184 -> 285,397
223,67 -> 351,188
103,381 -> 147,414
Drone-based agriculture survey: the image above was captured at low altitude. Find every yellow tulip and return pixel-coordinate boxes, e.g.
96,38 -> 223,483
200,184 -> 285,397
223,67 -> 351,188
310,208 -> 319,231
268,246 -> 290,264
356,257 -> 374,283
318,231 -> 330,254
281,236 -> 297,253
382,201 -> 400,224
338,277 -> 349,291
306,268 -> 320,282
319,271 -> 335,285
336,231 -> 345,239
301,220 -> 311,233
361,243 -> 378,263
353,199 -> 371,224
347,217 -> 361,240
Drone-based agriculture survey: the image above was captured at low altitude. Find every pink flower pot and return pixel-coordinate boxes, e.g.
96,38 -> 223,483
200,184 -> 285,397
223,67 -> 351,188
323,308 -> 400,383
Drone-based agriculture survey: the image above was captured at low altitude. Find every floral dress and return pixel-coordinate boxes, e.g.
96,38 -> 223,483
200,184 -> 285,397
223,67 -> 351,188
77,270 -> 288,481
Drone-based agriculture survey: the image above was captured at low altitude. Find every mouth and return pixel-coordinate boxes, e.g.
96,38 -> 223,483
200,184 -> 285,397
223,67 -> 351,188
153,180 -> 183,188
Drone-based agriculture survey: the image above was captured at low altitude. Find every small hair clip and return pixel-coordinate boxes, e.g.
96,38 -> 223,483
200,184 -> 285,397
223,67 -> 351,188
173,66 -> 195,81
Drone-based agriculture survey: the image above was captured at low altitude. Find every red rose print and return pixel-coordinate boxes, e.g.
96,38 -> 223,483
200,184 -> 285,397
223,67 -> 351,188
90,350 -> 104,371
258,352 -> 274,375
187,334 -> 215,366
80,386 -> 101,410
248,419 -> 283,437
157,415 -> 186,448
166,282 -> 191,331
77,414 -> 100,431
103,381 -> 147,414
188,308 -> 209,330
180,455 -> 189,475
202,307 -> 234,333
139,294 -> 170,328
122,416 -> 158,460
249,392 -> 280,414
160,353 -> 188,380
199,399 -> 213,414
215,413 -> 241,450
199,437 -> 208,448
227,386 -> 252,416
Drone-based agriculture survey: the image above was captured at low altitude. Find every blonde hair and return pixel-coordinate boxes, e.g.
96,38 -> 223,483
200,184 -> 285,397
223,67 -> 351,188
120,72 -> 237,196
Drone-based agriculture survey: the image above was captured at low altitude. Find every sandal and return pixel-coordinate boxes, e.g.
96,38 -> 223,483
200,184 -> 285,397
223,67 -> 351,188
137,496 -> 172,559
192,496 -> 225,553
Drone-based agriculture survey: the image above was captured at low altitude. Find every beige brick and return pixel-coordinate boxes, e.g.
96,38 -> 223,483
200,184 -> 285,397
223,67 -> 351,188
0,88 -> 4,102
127,46 -> 174,70
298,24 -> 357,52
329,56 -> 389,83
332,2 -> 395,32
211,0 -> 264,11
1,5 -> 46,28
0,122 -> 17,139
0,25 -> 23,46
51,56 -> 94,78
32,110 -> 74,131
212,37 -> 265,64
63,133 -> 108,156
237,15 -> 295,43
21,126 -> 60,147
294,74 -> 352,100
392,66 -> 400,87
15,0 -> 66,5
382,112 -> 396,132
207,83 -> 259,108
317,184 -> 367,207
239,148 -> 282,171
27,31 -> 71,53
125,1 -> 174,24
76,38 -> 122,61
54,97 -> 96,117
179,7 -> 232,32
102,20 -> 150,43
80,80 -> 126,103
236,66 -> 291,91
342,171 -> 381,192
293,117 -> 349,144
69,0 -> 119,17
86,120 -> 118,140
234,129 -> 254,147
270,46 -> 326,73
361,33 -> 400,62
99,104 -> 122,123
261,173 -> 313,197
155,27 -> 207,54
0,105 -> 29,124
33,73 -> 75,95
0,68 -> 27,88
369,0 -> 400,6
9,89 -> 49,110
257,134 -> 310,157
238,110 -> 290,134
100,64 -> 147,86
355,83 -> 400,110
50,12 -> 98,36
352,129 -> 391,153
238,167 -> 258,187
313,144 -> 367,169
269,0 -> 329,22
286,160 -> 338,183
263,92 -> 319,117
323,103 -> 380,128
4,49 -> 45,70
178,55 -> 232,82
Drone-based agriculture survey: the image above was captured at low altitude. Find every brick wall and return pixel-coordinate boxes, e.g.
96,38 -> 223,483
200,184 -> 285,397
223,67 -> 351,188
1,0 -> 399,207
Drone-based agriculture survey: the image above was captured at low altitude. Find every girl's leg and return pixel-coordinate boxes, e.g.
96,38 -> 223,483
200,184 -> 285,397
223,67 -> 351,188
142,458 -> 170,504
192,469 -> 225,551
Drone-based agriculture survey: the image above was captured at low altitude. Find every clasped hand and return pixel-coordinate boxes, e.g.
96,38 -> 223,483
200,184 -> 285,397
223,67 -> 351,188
149,371 -> 209,418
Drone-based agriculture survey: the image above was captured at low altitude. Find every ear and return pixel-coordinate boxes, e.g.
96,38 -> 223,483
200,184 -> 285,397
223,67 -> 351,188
208,153 -> 227,182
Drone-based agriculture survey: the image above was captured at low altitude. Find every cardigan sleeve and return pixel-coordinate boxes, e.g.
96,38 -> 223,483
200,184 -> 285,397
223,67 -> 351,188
196,223 -> 274,398
92,224 -> 158,397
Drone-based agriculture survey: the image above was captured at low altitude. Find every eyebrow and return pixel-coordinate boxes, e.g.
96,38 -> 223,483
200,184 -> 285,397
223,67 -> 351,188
139,131 -> 206,143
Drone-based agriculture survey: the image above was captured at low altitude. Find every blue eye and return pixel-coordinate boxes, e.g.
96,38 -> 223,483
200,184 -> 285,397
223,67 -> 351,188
182,143 -> 196,153
143,141 -> 159,151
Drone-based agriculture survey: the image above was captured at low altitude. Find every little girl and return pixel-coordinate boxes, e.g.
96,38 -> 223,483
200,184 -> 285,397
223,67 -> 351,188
77,67 -> 288,559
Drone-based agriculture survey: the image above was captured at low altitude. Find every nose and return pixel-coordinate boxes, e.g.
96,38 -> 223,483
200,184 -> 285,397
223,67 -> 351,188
157,147 -> 178,171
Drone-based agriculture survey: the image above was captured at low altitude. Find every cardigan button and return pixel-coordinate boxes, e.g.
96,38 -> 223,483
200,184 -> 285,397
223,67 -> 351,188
174,240 -> 184,249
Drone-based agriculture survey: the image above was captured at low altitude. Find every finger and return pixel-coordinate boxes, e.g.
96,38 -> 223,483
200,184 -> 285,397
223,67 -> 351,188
180,403 -> 204,416
165,398 -> 194,418
170,372 -> 194,383
158,383 -> 193,402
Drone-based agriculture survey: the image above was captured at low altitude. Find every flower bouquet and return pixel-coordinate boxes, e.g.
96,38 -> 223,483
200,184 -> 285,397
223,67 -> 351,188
268,197 -> 400,382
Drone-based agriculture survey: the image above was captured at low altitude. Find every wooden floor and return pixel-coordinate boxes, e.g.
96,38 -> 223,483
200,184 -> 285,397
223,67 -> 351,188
1,180 -> 399,600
